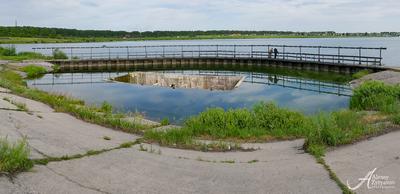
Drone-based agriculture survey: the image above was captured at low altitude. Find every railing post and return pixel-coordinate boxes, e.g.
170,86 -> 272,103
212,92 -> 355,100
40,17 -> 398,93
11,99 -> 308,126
318,46 -> 321,62
144,46 -> 147,58
338,47 -> 341,63
70,48 -> 73,60
108,48 -> 111,60
162,46 -> 165,58
126,46 -> 129,59
358,47 -> 362,65
216,45 -> 219,58
283,46 -> 286,60
251,45 -> 254,58
379,48 -> 383,66
299,46 -> 302,61
181,45 -> 184,58
198,45 -> 201,58
233,45 -> 236,58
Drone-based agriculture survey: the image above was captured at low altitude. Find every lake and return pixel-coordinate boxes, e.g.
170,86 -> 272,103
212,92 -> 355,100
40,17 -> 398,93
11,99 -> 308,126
28,67 -> 352,124
14,37 -> 398,123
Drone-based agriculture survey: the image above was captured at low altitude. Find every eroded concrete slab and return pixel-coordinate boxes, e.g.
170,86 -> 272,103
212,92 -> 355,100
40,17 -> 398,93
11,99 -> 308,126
0,92 -> 139,159
0,92 -> 54,113
0,99 -> 18,110
7,140 -> 340,194
325,130 -> 400,194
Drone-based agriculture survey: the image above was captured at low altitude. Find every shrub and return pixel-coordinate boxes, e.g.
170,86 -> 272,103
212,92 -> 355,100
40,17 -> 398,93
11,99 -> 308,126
160,118 -> 170,126
0,46 -> 17,56
21,65 -> 47,79
0,138 -> 33,174
307,110 -> 376,149
100,101 -> 113,114
350,81 -> 400,112
52,49 -> 68,59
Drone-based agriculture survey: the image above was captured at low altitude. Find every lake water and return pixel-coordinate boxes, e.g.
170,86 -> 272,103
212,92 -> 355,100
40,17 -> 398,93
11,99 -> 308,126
3,37 -> 400,66
28,68 -> 352,124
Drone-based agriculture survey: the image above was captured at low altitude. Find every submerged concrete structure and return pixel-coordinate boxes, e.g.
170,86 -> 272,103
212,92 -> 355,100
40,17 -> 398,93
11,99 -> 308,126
113,72 -> 245,91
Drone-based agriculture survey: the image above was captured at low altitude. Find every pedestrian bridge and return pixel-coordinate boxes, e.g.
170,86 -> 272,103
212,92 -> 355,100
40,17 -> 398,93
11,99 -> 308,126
33,44 -> 388,73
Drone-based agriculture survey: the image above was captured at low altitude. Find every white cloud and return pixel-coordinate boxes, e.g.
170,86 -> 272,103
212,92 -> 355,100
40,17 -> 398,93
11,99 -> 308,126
0,0 -> 399,32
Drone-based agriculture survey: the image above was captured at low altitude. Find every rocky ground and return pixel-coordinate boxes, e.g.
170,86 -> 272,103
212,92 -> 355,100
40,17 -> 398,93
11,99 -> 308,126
0,87 -> 399,194
350,70 -> 400,88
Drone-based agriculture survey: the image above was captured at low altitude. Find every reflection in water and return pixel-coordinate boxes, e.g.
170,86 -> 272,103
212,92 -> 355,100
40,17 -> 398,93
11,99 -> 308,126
113,72 -> 244,91
28,70 -> 351,124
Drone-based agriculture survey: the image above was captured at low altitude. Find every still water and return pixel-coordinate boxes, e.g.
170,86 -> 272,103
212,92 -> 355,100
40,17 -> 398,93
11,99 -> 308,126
4,37 -> 400,66
28,68 -> 352,124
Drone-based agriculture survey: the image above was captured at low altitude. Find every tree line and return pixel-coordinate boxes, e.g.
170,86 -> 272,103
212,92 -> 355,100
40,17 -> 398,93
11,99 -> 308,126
0,26 -> 399,38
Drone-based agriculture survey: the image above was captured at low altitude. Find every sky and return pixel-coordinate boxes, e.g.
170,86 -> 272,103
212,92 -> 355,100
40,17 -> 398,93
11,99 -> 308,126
1,0 -> 399,32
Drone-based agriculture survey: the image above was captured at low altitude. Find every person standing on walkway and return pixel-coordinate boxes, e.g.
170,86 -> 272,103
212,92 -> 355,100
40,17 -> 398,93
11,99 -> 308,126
268,48 -> 273,59
274,48 -> 279,59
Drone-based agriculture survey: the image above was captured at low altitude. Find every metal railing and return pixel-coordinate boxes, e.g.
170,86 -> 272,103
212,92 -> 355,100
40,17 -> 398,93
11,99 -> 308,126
33,44 -> 386,66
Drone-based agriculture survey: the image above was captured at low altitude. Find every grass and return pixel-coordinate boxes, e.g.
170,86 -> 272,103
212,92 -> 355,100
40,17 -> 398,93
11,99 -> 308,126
0,138 -> 33,175
144,102 -> 311,148
21,65 -> 48,79
0,46 -> 68,61
160,118 -> 170,126
350,81 -> 400,112
352,69 -> 372,79
0,46 -> 51,61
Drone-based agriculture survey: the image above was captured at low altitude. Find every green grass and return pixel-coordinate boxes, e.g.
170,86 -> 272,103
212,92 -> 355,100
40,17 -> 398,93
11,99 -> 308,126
21,65 -> 48,79
160,118 -> 170,126
352,69 -> 372,79
0,138 -> 33,175
52,48 -> 68,59
350,81 -> 400,112
0,46 -> 51,61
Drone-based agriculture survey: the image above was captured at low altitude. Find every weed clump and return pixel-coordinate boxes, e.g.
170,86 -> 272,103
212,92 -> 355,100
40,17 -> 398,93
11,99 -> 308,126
0,138 -> 33,175
350,81 -> 400,112
21,65 -> 47,79
52,49 -> 68,59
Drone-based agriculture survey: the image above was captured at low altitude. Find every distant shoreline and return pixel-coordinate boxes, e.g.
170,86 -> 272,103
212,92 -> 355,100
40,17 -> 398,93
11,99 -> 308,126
0,35 -> 398,44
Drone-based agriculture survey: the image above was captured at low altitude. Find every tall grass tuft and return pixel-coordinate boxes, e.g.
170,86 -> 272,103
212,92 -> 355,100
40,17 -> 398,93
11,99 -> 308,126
21,65 -> 48,79
350,81 -> 400,112
0,138 -> 33,175
52,49 -> 68,59
0,46 -> 17,56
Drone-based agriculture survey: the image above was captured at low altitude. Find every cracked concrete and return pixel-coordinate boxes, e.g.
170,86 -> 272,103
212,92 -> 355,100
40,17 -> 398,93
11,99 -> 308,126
9,143 -> 340,194
1,86 -> 399,193
0,90 -> 139,159
325,130 -> 400,194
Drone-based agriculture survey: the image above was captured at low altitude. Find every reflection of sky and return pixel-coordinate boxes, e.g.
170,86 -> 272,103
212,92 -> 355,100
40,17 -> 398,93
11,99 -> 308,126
28,71 -> 350,124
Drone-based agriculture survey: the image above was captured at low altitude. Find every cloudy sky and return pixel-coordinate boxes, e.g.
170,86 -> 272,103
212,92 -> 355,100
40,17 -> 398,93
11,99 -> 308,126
1,0 -> 399,32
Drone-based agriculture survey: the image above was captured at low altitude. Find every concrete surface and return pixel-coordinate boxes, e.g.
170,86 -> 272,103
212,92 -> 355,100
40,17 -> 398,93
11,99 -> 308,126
0,89 -> 139,159
325,130 -> 400,194
0,98 -> 18,110
6,140 -> 340,194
